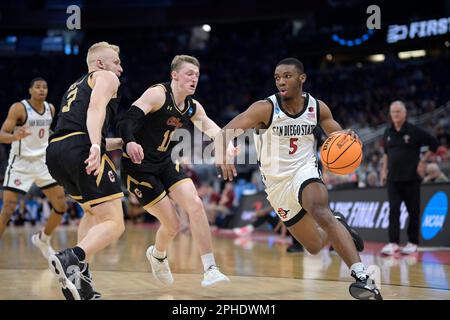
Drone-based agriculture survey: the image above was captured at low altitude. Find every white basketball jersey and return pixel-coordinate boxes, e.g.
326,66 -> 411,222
10,100 -> 53,157
254,92 -> 320,185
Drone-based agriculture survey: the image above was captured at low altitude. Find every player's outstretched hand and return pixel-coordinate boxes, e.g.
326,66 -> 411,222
85,144 -> 101,176
126,141 -> 144,164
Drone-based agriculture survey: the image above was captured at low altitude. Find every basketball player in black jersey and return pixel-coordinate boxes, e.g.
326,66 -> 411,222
117,55 -> 233,287
216,58 -> 382,300
45,42 -> 125,300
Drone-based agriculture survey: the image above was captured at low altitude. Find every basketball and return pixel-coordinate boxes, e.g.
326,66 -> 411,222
320,133 -> 363,175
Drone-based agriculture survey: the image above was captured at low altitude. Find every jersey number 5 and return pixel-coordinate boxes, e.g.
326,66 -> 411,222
157,130 -> 175,152
62,87 -> 78,113
289,138 -> 298,155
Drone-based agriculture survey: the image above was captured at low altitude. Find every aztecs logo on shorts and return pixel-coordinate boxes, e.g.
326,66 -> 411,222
108,170 -> 116,183
14,179 -> 22,186
277,208 -> 290,219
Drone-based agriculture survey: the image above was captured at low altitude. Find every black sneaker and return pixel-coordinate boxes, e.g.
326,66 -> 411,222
49,249 -> 97,300
334,212 -> 364,252
48,249 -> 84,300
349,271 -> 383,300
286,244 -> 304,253
61,263 -> 102,300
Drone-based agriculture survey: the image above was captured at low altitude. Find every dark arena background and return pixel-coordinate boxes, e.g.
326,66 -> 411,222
0,0 -> 450,308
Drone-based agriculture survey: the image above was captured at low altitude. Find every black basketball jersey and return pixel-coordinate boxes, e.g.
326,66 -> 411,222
52,71 -> 120,142
133,82 -> 197,163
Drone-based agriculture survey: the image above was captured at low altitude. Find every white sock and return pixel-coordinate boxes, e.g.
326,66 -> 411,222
201,253 -> 216,272
40,231 -> 51,242
152,247 -> 166,260
245,225 -> 255,232
350,262 -> 366,278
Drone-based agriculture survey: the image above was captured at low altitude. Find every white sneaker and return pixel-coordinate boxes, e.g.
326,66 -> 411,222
380,243 -> 399,256
146,245 -> 174,286
201,266 -> 230,287
401,242 -> 418,255
233,225 -> 254,237
31,232 -> 55,259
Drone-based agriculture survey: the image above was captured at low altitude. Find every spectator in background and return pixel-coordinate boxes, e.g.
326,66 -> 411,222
233,205 -> 286,237
214,182 -> 235,228
423,163 -> 449,183
366,171 -> 379,187
435,125 -> 450,148
198,182 -> 221,225
13,198 -> 28,226
416,160 -> 428,180
126,193 -> 147,223
179,157 -> 200,187
380,101 -> 439,256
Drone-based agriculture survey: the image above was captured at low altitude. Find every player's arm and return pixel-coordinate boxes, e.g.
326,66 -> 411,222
49,103 -> 57,133
0,103 -> 30,144
116,86 -> 166,164
215,100 -> 272,181
191,99 -> 221,138
318,100 -> 359,140
85,70 -> 120,175
49,103 -> 56,118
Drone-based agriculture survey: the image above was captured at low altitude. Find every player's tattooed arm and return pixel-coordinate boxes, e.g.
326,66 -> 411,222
0,102 -> 30,144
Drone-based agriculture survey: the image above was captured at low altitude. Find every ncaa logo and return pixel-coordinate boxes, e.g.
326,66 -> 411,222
421,192 -> 448,240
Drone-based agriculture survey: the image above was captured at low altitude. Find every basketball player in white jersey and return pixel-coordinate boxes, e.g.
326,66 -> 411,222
216,58 -> 382,300
0,78 -> 68,259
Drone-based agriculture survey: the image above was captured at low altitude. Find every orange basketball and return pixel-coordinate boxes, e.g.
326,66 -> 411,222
320,133 -> 363,175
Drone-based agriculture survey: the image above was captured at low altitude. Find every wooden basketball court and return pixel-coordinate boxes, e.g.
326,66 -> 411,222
1,223 -> 449,300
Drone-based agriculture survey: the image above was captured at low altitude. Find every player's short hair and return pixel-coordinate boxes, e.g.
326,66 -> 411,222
171,55 -> 200,72
276,58 -> 305,74
86,41 -> 120,66
29,77 -> 46,88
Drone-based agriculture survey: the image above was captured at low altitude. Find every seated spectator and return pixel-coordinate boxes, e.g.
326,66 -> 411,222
214,182 -> 236,228
126,193 -> 147,224
417,160 -> 428,179
13,198 -> 28,226
180,157 -> 200,187
423,163 -> 449,183
366,171 -> 379,187
198,182 -> 221,224
233,205 -> 286,237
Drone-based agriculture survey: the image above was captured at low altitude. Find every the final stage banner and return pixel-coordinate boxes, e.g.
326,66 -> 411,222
328,183 -> 450,246
235,183 -> 450,246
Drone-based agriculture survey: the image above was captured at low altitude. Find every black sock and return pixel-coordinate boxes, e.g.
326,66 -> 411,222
82,263 -> 91,277
72,246 -> 86,262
